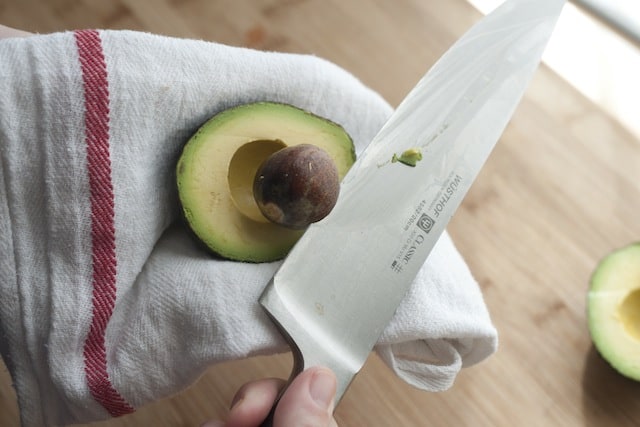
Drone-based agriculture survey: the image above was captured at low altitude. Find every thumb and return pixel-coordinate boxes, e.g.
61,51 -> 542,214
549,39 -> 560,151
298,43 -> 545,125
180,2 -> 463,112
273,367 -> 338,427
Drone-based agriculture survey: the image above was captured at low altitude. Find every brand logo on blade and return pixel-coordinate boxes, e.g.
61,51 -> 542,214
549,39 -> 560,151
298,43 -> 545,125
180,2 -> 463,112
417,213 -> 435,233
392,203 -> 434,274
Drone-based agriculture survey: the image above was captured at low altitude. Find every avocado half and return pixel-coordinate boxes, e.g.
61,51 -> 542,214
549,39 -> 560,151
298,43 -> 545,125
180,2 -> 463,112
176,102 -> 356,263
588,242 -> 640,381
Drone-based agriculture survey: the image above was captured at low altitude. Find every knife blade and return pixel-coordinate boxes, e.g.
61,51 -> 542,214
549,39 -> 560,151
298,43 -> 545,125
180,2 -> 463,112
260,0 -> 565,418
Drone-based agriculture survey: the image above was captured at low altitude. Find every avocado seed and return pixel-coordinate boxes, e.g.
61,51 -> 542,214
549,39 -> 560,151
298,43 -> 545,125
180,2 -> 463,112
253,144 -> 340,229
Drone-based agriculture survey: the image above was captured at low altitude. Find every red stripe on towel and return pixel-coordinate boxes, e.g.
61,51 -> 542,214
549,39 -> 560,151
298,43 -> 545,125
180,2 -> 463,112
75,29 -> 134,417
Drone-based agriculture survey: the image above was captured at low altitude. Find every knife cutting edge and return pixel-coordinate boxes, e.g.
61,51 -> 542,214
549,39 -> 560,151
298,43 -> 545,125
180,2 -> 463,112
259,0 -> 566,421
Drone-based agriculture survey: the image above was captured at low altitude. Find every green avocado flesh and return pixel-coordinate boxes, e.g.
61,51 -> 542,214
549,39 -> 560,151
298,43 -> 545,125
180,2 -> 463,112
176,102 -> 356,263
588,242 -> 640,381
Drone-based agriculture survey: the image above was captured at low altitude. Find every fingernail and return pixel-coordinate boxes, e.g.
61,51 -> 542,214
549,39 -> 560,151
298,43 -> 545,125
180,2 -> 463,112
309,368 -> 337,411
230,395 -> 244,410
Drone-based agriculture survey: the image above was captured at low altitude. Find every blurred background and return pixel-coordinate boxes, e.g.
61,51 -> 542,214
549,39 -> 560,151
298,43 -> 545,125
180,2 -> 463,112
3,0 -> 640,139
471,0 -> 640,146
1,1 -> 639,426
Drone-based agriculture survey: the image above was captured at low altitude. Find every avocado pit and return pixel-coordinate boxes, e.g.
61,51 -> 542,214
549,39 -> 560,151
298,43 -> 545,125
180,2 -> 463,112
253,144 -> 340,229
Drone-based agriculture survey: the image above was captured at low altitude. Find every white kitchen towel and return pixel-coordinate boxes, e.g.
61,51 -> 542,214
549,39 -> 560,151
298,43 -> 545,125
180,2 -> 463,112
0,30 -> 497,426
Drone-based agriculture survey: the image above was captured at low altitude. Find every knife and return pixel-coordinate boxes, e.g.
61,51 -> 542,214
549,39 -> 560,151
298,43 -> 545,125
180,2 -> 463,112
260,0 -> 565,421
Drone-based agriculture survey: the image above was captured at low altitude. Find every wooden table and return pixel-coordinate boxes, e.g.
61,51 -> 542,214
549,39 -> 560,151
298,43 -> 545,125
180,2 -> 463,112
2,0 -> 640,425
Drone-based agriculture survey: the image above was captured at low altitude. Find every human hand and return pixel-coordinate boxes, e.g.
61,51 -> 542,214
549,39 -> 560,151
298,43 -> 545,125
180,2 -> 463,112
202,367 -> 338,427
0,24 -> 31,38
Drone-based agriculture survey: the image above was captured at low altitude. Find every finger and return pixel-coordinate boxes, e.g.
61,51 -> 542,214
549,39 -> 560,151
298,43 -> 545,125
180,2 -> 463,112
273,367 -> 338,427
224,377 -> 286,427
0,24 -> 32,39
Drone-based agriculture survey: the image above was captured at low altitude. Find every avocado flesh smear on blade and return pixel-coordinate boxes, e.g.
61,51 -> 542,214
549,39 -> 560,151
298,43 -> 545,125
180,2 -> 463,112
588,242 -> 640,381
176,102 -> 355,263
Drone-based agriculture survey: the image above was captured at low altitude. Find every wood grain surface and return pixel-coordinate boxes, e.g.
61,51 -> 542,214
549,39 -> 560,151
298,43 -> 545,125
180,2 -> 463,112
2,0 -> 640,426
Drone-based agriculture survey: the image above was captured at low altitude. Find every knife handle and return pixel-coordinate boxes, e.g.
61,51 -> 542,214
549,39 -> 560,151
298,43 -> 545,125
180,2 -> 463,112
258,318 -> 305,427
258,362 -> 302,427
260,405 -> 276,427
259,406 -> 276,427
